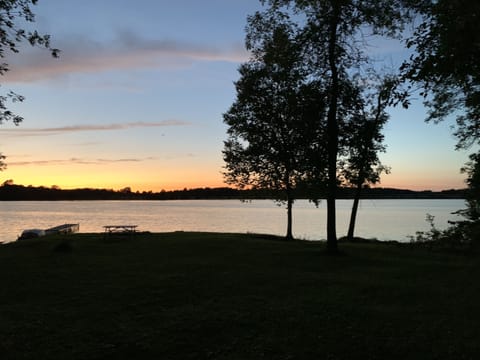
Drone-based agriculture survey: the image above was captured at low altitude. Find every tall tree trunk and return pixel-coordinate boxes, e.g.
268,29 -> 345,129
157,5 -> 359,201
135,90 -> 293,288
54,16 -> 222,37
286,195 -> 294,240
347,182 -> 363,241
347,94 -> 385,242
326,3 -> 340,254
286,181 -> 294,240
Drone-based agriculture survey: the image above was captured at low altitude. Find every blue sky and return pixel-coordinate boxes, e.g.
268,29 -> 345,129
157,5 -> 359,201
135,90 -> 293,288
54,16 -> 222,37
0,0 -> 472,191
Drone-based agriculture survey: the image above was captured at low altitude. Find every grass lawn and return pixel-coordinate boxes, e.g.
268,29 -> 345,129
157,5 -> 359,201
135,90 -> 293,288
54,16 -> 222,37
0,232 -> 479,359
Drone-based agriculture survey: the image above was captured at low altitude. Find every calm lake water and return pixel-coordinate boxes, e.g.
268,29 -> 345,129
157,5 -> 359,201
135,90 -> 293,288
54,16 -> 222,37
0,199 -> 465,243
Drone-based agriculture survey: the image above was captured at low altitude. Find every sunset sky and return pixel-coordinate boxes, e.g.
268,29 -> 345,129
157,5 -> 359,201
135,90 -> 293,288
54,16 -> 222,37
0,0 -> 473,192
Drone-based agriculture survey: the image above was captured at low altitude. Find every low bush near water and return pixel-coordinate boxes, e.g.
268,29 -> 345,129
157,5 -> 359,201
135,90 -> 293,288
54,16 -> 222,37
409,213 -> 479,252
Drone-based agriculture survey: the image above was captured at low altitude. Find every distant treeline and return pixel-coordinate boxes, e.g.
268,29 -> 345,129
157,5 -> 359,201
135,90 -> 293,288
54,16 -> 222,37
0,183 -> 465,201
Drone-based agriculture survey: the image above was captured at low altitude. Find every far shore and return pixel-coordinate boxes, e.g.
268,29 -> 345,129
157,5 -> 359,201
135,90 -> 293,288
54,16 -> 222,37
0,183 -> 466,201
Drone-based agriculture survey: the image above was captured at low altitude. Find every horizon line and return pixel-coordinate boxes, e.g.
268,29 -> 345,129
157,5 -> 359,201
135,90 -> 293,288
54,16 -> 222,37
0,182 -> 466,194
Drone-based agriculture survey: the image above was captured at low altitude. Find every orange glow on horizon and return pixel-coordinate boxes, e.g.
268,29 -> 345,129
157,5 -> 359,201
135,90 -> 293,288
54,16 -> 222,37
0,164 -> 227,192
1,172 -> 466,193
1,158 -> 467,193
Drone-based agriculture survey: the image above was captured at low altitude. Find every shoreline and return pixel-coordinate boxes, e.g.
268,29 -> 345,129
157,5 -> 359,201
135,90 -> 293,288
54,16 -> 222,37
0,183 -> 465,201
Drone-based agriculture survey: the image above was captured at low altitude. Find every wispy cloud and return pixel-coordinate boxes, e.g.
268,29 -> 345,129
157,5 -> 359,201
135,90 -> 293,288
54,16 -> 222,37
3,31 -> 249,83
8,157 -> 156,166
0,120 -> 190,137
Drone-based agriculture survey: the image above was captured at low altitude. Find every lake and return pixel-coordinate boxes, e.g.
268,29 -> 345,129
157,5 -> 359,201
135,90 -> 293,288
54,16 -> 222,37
0,199 -> 465,243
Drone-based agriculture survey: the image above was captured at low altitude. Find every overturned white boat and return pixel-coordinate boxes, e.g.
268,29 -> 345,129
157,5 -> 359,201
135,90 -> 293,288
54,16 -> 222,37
45,223 -> 79,235
17,223 -> 79,241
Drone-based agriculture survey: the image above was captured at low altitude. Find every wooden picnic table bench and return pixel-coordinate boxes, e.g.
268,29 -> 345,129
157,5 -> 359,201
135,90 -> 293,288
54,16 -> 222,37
103,225 -> 138,239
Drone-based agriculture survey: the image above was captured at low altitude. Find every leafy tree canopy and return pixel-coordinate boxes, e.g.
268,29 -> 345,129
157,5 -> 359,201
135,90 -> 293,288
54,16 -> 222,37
0,0 -> 58,170
404,0 -> 480,148
0,0 -> 59,122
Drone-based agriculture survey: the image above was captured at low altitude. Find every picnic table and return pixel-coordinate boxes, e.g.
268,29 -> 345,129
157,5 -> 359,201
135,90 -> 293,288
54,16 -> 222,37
103,225 -> 138,239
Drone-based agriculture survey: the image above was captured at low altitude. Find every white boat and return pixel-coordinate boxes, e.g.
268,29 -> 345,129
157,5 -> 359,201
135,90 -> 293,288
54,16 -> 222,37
45,223 -> 79,235
17,223 -> 79,241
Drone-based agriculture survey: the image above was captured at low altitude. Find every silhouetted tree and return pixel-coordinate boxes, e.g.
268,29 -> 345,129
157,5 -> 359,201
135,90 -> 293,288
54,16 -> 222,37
404,0 -> 480,149
459,152 -> 480,223
404,1 -> 480,242
261,0 -> 415,253
223,10 -> 327,240
0,153 -> 5,171
0,0 -> 59,124
341,77 -> 396,241
0,0 -> 58,167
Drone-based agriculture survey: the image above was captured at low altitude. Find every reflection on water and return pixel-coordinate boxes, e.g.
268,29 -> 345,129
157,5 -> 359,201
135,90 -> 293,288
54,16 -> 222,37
0,199 -> 464,243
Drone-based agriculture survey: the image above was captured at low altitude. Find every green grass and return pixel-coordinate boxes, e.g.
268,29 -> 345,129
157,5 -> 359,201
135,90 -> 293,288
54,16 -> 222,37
0,232 -> 479,359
